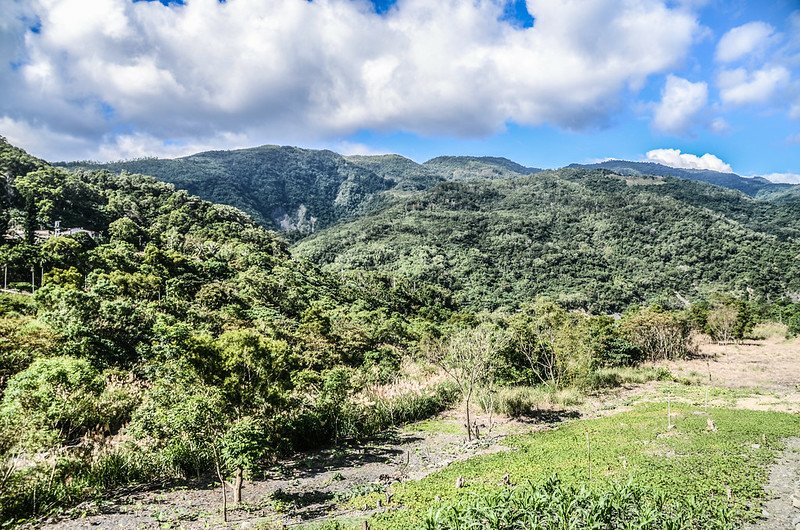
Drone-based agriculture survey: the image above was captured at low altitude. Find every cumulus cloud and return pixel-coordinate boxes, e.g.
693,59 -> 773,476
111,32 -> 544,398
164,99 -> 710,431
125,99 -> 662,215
652,75 -> 707,134
757,172 -> 800,184
0,0 -> 700,160
0,116 -> 250,161
646,148 -> 733,172
715,21 -> 775,63
718,65 -> 790,105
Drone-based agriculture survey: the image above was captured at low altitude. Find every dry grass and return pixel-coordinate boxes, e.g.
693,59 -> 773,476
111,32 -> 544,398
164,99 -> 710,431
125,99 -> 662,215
750,321 -> 789,340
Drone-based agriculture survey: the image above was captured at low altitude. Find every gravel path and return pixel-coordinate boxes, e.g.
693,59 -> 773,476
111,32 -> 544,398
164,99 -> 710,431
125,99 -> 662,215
743,438 -> 800,530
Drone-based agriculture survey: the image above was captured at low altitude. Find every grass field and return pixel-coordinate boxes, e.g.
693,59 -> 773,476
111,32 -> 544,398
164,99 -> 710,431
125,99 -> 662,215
310,401 -> 800,529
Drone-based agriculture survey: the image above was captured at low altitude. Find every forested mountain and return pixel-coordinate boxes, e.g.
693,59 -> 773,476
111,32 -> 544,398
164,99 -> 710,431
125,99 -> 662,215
423,156 -> 542,180
57,143 -> 800,313
61,146 -> 394,236
63,150 -> 544,237
569,160 -> 792,197
295,169 -> 800,312
65,148 -> 795,249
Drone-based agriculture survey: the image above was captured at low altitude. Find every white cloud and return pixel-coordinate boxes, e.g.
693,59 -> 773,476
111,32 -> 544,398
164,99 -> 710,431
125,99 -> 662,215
0,116 -> 249,161
715,21 -> 775,63
0,0 -> 700,160
652,75 -> 707,134
757,172 -> 800,184
718,65 -> 790,105
329,141 -> 389,157
646,148 -> 733,172
710,117 -> 730,133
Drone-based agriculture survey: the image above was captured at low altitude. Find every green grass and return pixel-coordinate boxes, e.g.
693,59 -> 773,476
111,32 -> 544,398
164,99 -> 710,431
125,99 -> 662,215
648,382 -> 771,407
360,403 -> 800,529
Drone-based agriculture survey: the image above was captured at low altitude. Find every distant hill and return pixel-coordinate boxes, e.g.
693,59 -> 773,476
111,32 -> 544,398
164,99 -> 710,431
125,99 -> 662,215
295,168 -> 800,312
344,154 -> 445,191
569,160 -> 793,197
424,156 -> 542,180
61,150 -> 543,236
61,146 -> 393,235
62,149 -> 799,241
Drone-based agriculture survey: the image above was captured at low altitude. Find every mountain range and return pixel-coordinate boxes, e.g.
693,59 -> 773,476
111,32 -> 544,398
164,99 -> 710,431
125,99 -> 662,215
48,144 -> 800,311
62,147 -> 793,234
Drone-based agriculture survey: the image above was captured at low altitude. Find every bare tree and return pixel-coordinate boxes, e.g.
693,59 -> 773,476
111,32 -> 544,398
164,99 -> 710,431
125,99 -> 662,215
518,339 -> 562,388
620,307 -> 694,361
707,304 -> 737,344
427,326 -> 506,441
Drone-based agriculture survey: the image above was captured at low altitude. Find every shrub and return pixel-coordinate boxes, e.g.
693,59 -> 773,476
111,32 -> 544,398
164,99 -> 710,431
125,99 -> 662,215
489,385 -> 584,418
750,321 -> 788,340
0,356 -> 104,451
619,306 -> 694,361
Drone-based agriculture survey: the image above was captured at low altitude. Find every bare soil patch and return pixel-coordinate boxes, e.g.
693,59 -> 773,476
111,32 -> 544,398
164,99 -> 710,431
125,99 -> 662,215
662,336 -> 800,413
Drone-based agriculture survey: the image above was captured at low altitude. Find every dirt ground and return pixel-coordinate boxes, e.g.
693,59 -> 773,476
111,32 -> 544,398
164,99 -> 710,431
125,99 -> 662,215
39,337 -> 800,530
664,336 -> 800,413
39,410 -> 566,530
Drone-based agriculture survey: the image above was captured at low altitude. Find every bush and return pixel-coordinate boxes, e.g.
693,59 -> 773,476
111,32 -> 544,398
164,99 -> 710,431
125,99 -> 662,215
619,307 -> 694,361
0,446 -> 175,522
750,321 -> 788,340
587,366 -> 673,389
0,356 -> 105,451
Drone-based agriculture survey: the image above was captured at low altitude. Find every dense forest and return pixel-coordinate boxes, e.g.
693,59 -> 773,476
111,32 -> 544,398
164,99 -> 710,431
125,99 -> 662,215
4,137 -> 800,526
63,147 -> 793,238
66,146 -> 800,312
296,168 -> 800,311
0,137 -> 464,520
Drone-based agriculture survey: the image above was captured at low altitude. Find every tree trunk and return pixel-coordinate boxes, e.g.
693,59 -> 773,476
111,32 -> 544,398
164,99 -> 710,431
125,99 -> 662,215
220,479 -> 228,522
213,451 -> 228,523
233,467 -> 243,504
465,393 -> 472,441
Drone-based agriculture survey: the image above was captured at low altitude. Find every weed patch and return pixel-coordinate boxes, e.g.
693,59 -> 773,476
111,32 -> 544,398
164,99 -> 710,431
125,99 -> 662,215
365,403 -> 799,528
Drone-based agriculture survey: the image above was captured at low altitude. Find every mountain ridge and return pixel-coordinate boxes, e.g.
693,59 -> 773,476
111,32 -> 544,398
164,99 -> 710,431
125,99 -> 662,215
59,145 -> 796,240
567,159 -> 791,197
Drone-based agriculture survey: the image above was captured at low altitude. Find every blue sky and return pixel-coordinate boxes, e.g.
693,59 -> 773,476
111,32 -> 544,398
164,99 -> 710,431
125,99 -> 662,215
1,0 -> 798,180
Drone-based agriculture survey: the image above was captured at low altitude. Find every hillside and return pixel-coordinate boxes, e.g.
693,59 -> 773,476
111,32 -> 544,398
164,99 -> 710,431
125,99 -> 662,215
569,159 -> 793,197
6,136 -> 800,529
423,155 -> 542,180
61,146 -> 394,236
294,169 -> 800,312
60,150 -> 545,237
63,148 -> 796,247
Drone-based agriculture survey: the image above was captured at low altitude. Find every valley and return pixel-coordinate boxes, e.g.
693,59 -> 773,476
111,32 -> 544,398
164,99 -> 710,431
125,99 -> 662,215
2,136 -> 800,530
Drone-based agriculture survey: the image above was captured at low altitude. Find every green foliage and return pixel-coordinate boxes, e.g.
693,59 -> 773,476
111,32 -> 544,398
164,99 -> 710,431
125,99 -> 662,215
296,169 -> 800,312
65,146 -> 394,236
421,476 -> 734,529
0,356 -> 105,451
370,404 -> 800,529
